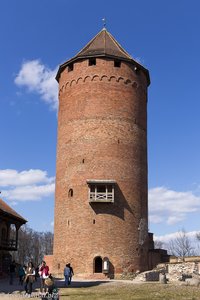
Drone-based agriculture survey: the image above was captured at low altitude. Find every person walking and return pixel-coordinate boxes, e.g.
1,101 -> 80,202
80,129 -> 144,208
18,264 -> 25,285
63,264 -> 70,287
39,260 -> 49,294
68,263 -> 74,285
24,261 -> 35,298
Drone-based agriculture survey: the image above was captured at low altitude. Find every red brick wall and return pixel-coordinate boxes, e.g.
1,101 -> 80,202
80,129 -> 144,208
53,57 -> 149,278
43,255 -> 53,274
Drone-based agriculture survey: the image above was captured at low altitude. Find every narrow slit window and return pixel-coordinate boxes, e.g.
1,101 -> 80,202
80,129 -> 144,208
134,66 -> 139,74
89,58 -> 96,66
68,188 -> 73,197
68,63 -> 74,72
114,60 -> 121,68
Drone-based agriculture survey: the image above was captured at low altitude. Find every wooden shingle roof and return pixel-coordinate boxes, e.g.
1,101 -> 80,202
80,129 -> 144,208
75,28 -> 133,60
0,198 -> 27,223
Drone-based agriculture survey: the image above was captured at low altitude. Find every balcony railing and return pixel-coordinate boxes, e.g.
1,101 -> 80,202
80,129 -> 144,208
89,191 -> 114,203
0,239 -> 17,250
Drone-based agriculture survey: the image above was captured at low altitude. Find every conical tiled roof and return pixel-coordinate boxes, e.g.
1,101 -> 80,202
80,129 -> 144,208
75,28 -> 133,60
56,29 -> 150,84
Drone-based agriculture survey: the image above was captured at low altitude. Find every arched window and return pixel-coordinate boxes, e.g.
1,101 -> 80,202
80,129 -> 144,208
68,189 -> 73,198
94,256 -> 102,273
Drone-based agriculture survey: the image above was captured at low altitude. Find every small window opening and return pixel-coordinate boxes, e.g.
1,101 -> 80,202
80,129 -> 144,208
134,66 -> 139,74
93,219 -> 95,224
68,188 -> 73,197
114,60 -> 121,68
82,159 -> 85,164
118,139 -> 120,144
58,263 -> 60,269
68,220 -> 70,226
89,58 -> 96,66
68,63 -> 74,72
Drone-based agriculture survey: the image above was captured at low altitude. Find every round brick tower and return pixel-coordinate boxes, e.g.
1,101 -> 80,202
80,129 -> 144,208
53,28 -> 150,278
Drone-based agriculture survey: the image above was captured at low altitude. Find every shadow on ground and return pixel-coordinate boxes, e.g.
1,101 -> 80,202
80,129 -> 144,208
0,277 -> 110,295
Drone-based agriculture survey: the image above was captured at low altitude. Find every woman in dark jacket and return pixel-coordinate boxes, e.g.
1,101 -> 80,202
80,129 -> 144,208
24,261 -> 35,297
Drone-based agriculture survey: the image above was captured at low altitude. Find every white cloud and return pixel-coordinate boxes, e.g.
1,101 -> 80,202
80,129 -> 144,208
149,186 -> 200,225
154,230 -> 199,243
0,169 -> 55,202
148,214 -> 163,224
0,169 -> 54,187
2,183 -> 55,201
14,60 -> 58,110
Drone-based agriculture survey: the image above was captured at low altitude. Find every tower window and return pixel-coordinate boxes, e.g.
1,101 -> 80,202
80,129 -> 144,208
89,58 -> 96,66
87,180 -> 115,203
114,60 -> 121,68
68,63 -> 74,72
68,188 -> 73,197
134,66 -> 139,74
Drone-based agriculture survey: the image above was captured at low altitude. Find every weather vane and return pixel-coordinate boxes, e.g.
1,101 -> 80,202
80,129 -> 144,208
102,18 -> 106,29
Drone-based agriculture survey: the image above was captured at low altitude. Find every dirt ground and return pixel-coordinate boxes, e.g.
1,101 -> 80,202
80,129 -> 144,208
1,277 -> 200,300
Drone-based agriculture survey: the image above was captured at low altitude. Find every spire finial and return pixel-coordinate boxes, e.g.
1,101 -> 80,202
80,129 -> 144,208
102,18 -> 106,29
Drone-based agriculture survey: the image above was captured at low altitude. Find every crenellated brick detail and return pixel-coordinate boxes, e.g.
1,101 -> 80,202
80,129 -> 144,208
59,75 -> 140,94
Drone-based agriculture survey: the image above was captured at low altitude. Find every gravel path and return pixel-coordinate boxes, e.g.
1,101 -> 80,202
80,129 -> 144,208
0,276 -> 143,299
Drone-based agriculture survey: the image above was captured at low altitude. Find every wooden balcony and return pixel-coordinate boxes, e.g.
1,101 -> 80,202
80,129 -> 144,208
87,180 -> 116,203
0,239 -> 17,250
89,191 -> 114,203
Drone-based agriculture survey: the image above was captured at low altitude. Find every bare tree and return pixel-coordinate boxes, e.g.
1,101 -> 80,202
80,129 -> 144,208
166,229 -> 195,259
154,240 -> 164,249
196,232 -> 200,241
11,225 -> 54,267
195,232 -> 200,255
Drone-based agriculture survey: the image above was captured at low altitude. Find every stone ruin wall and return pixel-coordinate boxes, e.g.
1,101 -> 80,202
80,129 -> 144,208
136,257 -> 200,282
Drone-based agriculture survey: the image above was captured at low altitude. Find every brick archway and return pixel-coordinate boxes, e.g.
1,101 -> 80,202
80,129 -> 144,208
94,256 -> 102,273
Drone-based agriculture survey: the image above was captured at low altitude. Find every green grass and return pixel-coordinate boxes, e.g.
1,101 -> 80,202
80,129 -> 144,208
59,282 -> 200,300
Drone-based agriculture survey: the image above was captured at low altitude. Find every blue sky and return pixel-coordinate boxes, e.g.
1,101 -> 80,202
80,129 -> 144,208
0,0 -> 200,242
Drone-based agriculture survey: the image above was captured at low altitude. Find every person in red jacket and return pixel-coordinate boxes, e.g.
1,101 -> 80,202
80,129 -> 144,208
39,260 -> 49,294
